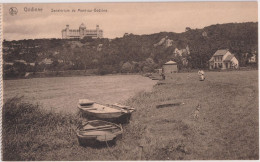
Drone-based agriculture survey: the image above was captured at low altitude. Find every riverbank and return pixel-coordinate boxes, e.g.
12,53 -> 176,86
3,69 -> 146,80
3,65 -> 258,80
2,70 -> 258,160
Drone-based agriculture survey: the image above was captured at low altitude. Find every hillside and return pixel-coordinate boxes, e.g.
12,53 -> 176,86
3,22 -> 258,78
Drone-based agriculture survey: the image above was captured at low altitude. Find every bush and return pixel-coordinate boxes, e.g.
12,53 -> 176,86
121,62 -> 133,73
2,97 -> 79,161
80,36 -> 94,43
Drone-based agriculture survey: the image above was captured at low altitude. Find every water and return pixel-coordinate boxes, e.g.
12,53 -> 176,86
3,75 -> 156,113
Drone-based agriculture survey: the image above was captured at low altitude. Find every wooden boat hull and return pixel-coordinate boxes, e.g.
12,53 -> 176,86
77,102 -> 135,123
76,120 -> 123,147
79,108 -> 125,119
78,108 -> 132,123
77,133 -> 123,147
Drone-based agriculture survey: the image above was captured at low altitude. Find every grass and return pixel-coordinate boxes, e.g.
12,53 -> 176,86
2,97 -> 79,160
125,70 -> 259,160
2,70 -> 259,160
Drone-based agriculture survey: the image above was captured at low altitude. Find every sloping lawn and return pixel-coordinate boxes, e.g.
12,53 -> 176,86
2,70 -> 258,160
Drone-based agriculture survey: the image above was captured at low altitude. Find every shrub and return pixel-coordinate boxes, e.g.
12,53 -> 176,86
2,97 -> 79,161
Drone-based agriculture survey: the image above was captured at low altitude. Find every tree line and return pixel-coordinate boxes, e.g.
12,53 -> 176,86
3,22 -> 258,78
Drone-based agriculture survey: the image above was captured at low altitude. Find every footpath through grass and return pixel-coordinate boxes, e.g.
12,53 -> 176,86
2,70 -> 259,160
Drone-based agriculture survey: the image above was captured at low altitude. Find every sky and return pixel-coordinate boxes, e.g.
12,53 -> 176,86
3,2 -> 258,40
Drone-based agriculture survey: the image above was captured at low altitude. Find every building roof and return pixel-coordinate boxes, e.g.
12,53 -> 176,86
41,58 -> 53,65
213,49 -> 229,56
223,54 -> 234,62
14,59 -> 26,64
209,57 -> 214,62
4,62 -> 14,65
164,60 -> 177,65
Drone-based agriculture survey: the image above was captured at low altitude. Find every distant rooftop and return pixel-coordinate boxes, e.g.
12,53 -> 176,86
223,54 -> 235,62
164,60 -> 177,65
213,49 -> 229,56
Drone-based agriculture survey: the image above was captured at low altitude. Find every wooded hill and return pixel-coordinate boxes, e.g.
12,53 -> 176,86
3,22 -> 258,77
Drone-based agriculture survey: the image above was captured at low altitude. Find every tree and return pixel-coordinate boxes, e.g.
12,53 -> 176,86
80,36 -> 94,43
51,60 -> 59,71
13,62 -> 27,77
142,58 -> 157,72
185,27 -> 191,32
121,62 -> 133,73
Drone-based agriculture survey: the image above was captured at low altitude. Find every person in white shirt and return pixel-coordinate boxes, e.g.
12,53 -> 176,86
198,69 -> 205,81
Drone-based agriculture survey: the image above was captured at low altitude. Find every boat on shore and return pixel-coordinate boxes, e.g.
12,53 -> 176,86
77,99 -> 135,122
76,120 -> 123,146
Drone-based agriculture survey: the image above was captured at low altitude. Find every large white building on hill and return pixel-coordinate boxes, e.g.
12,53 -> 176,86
61,23 -> 103,39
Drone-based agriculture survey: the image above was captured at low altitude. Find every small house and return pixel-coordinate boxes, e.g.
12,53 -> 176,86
162,60 -> 178,74
40,58 -> 53,65
248,53 -> 257,63
4,62 -> 14,66
14,59 -> 27,64
28,63 -> 35,66
209,49 -> 239,70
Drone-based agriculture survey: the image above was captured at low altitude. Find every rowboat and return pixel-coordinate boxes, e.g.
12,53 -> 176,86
76,120 -> 123,146
77,99 -> 135,122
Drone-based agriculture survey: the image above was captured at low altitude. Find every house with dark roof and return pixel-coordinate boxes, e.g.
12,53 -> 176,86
209,49 -> 239,70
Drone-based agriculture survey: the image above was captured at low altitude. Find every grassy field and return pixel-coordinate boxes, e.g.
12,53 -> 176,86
2,70 -> 258,160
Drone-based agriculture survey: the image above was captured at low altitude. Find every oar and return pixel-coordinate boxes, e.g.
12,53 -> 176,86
81,108 -> 97,110
78,104 -> 97,109
82,126 -> 118,131
86,127 -> 118,131
83,124 -> 115,129
113,103 -> 135,110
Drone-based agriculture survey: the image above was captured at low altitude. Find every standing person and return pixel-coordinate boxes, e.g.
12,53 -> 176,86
198,69 -> 205,81
161,73 -> 165,80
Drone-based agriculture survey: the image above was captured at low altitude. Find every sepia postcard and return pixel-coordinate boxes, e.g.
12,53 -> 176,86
1,1 -> 259,161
